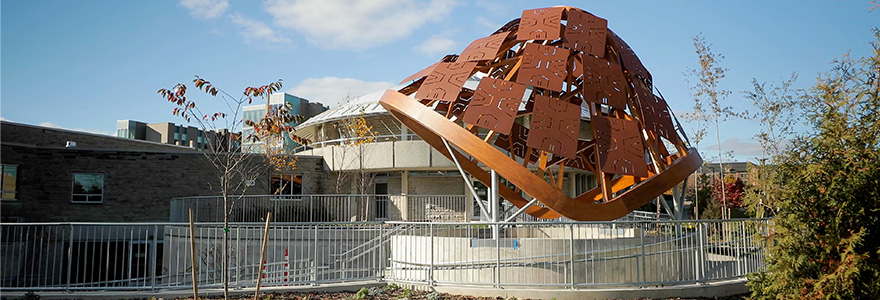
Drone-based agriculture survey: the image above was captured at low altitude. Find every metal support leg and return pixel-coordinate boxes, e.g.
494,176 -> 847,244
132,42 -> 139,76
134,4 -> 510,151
504,198 -> 537,222
490,169 -> 499,240
442,138 -> 489,217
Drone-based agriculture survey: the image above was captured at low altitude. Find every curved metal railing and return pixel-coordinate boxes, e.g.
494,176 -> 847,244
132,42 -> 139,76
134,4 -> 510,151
0,218 -> 769,292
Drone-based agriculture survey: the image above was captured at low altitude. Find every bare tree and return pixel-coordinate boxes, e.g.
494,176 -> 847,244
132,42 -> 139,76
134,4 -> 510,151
332,110 -> 378,220
743,74 -> 799,217
158,76 -> 283,299
687,35 -> 743,219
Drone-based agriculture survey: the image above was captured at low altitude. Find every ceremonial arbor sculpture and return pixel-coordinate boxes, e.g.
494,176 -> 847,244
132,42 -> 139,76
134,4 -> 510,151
379,6 -> 701,221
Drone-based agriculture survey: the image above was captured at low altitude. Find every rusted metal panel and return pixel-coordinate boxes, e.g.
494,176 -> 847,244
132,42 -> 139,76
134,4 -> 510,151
459,32 -> 510,62
399,54 -> 459,84
634,82 -> 679,143
527,94 -> 580,159
609,30 -> 652,84
563,9 -> 608,57
592,116 -> 648,177
494,122 -> 541,163
415,61 -> 477,102
517,7 -> 563,41
518,43 -> 570,92
461,77 -> 527,135
580,53 -> 627,109
547,140 -> 596,170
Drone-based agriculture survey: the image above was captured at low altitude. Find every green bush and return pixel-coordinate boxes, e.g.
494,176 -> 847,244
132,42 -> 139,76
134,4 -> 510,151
748,28 -> 880,299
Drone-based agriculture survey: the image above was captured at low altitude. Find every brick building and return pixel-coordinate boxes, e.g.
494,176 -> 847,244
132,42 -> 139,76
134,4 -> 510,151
0,121 -> 327,222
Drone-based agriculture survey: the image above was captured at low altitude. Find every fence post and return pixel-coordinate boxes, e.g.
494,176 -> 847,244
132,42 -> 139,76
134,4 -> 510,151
699,222 -> 707,282
737,220 -> 744,276
379,223 -> 385,281
429,223 -> 434,284
640,222 -> 647,285
495,222 -> 500,288
312,224 -> 319,285
67,224 -> 74,292
151,225 -> 159,292
569,224 -> 575,289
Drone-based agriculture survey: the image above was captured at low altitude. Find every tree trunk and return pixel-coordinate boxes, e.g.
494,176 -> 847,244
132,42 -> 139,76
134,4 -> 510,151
714,114 -> 727,219
223,192 -> 229,300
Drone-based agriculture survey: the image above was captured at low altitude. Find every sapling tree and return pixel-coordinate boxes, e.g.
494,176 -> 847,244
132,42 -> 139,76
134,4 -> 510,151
742,74 -> 799,218
333,110 -> 378,220
687,35 -> 744,219
158,76 -> 291,299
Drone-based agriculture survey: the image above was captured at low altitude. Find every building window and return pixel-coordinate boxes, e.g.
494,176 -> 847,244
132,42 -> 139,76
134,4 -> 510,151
72,173 -> 104,204
271,174 -> 302,199
1,165 -> 18,201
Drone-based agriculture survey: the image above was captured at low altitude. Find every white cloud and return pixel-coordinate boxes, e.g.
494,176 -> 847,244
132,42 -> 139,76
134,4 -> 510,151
288,77 -> 396,108
475,0 -> 506,15
230,14 -> 293,48
38,122 -> 111,136
474,16 -> 500,33
179,0 -> 229,19
702,137 -> 786,162
412,34 -> 457,57
264,0 -> 458,50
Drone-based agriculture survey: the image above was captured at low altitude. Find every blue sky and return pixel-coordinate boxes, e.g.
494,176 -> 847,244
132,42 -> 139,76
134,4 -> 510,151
1,0 -> 877,162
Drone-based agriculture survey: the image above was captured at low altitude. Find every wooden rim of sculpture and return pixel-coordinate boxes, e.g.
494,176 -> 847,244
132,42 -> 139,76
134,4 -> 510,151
379,6 -> 702,221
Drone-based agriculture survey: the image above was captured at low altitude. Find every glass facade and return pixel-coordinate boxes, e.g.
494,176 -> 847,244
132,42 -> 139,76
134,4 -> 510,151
116,120 -> 136,139
241,93 -> 327,153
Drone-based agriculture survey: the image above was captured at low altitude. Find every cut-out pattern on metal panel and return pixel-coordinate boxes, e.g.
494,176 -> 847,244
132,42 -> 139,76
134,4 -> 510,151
461,77 -> 527,135
593,116 -> 648,177
527,94 -> 580,158
610,31 -> 651,84
563,10 -> 607,57
447,92 -> 472,119
517,7 -> 563,41
518,43 -> 570,92
634,83 -> 678,143
494,122 -> 540,163
547,140 -> 596,170
415,61 -> 478,102
581,53 -> 626,109
460,32 -> 510,62
399,55 -> 459,84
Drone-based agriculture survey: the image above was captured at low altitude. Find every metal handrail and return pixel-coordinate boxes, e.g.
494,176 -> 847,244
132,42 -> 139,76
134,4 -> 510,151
0,219 -> 770,291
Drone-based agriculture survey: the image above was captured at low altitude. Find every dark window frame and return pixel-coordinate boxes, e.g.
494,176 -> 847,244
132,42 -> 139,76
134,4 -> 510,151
71,173 -> 105,204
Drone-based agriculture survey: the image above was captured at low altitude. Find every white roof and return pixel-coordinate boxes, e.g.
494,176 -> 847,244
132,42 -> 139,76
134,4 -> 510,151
292,74 -> 591,142
296,87 -> 403,129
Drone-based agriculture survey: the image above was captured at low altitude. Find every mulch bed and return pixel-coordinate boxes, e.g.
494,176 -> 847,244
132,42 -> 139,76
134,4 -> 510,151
150,286 -> 748,300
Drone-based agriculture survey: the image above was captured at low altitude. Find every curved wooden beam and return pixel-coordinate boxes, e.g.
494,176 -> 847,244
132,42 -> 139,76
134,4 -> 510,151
380,89 -> 702,221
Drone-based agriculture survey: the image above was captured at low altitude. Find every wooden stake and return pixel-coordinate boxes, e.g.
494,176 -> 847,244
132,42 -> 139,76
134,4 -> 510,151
254,212 -> 272,300
188,209 -> 199,300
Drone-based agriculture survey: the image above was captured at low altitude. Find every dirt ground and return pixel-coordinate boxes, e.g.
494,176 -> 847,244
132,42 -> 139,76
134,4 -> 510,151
153,286 -> 748,300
